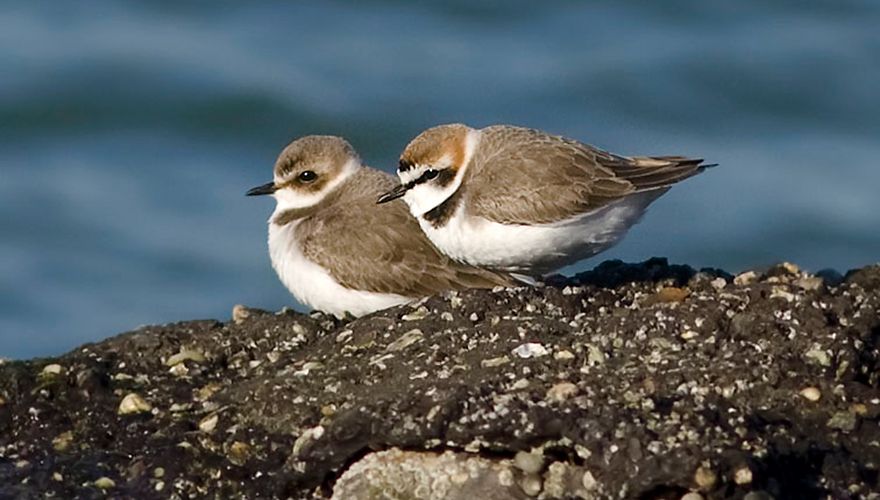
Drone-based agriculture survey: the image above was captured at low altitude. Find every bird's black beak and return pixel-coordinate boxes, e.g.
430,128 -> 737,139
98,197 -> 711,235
376,183 -> 410,204
246,182 -> 277,196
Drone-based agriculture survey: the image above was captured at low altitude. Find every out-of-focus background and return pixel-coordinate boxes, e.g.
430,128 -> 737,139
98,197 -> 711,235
2,1 -> 878,359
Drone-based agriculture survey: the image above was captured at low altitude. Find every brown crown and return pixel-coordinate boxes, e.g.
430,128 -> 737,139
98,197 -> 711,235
400,123 -> 472,170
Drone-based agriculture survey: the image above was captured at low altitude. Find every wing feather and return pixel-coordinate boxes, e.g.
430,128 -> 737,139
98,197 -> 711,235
298,168 -> 514,296
467,126 -> 710,225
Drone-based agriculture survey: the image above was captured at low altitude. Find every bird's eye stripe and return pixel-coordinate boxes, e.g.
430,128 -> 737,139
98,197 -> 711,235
413,169 -> 439,185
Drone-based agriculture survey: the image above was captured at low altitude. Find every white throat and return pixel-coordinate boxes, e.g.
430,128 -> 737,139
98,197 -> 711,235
402,128 -> 482,217
271,158 -> 360,218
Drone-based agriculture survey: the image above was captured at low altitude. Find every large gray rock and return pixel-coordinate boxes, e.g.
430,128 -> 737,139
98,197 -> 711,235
1,258 -> 879,499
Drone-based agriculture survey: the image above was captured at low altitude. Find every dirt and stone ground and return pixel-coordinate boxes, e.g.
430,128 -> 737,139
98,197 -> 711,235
1,258 -> 879,499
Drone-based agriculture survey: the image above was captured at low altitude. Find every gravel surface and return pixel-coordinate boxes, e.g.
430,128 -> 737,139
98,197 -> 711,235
1,258 -> 879,499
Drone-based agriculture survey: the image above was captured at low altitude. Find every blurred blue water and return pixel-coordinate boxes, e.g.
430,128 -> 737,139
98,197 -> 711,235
1,1 -> 878,359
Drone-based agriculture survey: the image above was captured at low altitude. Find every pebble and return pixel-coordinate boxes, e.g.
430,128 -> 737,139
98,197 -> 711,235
794,276 -> 824,291
734,466 -> 753,485
554,350 -> 575,361
770,288 -> 797,302
546,382 -> 579,403
118,393 -> 152,415
292,425 -> 325,457
582,470 -> 598,490
294,361 -> 324,376
94,477 -> 116,489
41,364 -> 63,377
198,414 -> 219,433
799,387 -> 821,402
804,347 -> 831,367
165,349 -> 206,367
231,304 -> 250,324
694,465 -> 717,490
498,467 -> 514,487
514,451 -> 545,474
780,262 -> 800,274
335,329 -> 353,343
52,431 -> 74,452
228,441 -> 251,465
52,472 -> 63,482
681,493 -> 704,500
197,383 -> 221,401
153,467 -> 165,478
680,330 -> 699,340
654,287 -> 690,303
386,329 -> 424,352
512,343 -> 548,359
543,462 -> 570,498
586,344 -> 604,365
734,271 -> 757,285
519,474 -> 542,496
401,307 -> 428,321
511,379 -> 530,390
481,356 -> 510,368
827,411 -> 857,432
168,363 -> 189,377
710,277 -> 727,290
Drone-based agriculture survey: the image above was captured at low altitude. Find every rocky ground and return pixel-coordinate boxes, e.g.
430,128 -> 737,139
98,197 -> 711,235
1,258 -> 879,499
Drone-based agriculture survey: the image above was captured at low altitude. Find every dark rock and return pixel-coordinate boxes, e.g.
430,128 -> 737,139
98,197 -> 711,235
1,259 -> 879,499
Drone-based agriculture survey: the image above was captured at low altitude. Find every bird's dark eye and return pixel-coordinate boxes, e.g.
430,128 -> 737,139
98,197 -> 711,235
298,170 -> 317,182
424,169 -> 439,180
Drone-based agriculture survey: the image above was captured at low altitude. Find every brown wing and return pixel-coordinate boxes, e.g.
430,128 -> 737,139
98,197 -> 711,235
298,168 -> 515,296
467,126 -> 710,225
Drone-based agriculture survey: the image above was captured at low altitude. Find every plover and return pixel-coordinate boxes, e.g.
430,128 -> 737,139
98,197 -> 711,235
378,124 -> 713,275
247,135 -> 514,317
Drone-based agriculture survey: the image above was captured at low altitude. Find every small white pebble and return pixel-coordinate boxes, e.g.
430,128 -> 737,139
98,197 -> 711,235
512,343 -> 548,359
734,466 -> 753,485
582,470 -> 598,490
41,364 -> 63,376
546,382 -> 579,403
554,350 -> 575,361
481,356 -> 510,368
94,477 -> 115,489
694,465 -> 717,490
799,387 -> 822,402
734,271 -> 757,286
680,330 -> 699,340
118,393 -> 152,415
198,414 -> 219,433
514,451 -> 545,474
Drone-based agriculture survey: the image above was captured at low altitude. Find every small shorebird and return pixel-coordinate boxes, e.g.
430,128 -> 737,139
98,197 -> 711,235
378,124 -> 713,275
247,135 -> 514,317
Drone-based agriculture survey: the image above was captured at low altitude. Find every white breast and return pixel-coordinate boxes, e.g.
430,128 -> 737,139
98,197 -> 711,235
268,220 -> 411,317
420,189 -> 666,274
